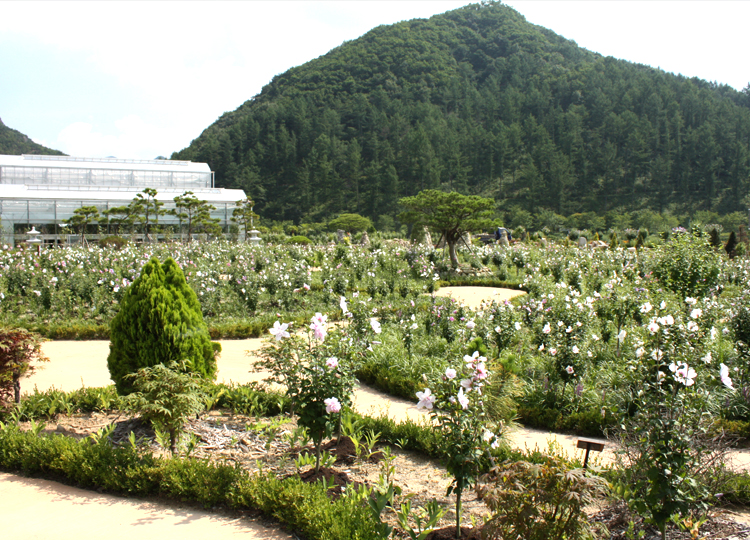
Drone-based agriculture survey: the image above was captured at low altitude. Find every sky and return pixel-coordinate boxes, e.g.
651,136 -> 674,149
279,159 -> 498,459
1,1 -> 748,161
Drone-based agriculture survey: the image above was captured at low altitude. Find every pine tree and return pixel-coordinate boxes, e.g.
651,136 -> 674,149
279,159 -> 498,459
709,228 -> 722,249
725,231 -> 738,259
107,257 -> 219,395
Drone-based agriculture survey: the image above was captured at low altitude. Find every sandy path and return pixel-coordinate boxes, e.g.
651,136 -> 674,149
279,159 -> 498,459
0,471 -> 291,540
431,285 -> 525,310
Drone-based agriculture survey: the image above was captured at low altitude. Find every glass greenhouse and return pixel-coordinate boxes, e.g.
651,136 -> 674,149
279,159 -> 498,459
0,154 -> 248,246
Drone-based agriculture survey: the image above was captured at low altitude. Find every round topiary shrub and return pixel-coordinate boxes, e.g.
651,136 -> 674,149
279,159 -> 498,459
286,235 -> 312,245
99,235 -> 128,250
107,257 -> 220,394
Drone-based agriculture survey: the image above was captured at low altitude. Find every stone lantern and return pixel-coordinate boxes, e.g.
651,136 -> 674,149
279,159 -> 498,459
248,206 -> 261,246
26,226 -> 42,254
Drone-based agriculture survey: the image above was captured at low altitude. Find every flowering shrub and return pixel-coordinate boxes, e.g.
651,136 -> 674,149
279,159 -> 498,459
649,232 -> 722,299
613,297 -> 736,538
258,313 -> 358,471
416,346 -> 502,536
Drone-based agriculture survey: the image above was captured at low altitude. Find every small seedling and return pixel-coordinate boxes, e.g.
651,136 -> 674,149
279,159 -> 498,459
27,418 -> 46,436
154,428 -> 171,450
184,433 -> 201,457
364,429 -> 381,457
395,496 -> 446,540
295,452 -> 316,471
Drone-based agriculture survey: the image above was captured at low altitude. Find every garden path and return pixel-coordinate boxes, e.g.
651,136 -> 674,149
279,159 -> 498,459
0,471 -> 291,540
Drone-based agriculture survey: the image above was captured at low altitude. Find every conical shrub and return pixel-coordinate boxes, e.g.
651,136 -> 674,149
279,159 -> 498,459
107,257 -> 219,394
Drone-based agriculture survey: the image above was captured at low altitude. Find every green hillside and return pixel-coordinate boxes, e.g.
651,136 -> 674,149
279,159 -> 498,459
173,1 -> 750,229
0,118 -> 65,156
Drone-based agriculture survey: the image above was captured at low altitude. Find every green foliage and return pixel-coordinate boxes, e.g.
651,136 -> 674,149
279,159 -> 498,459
171,191 -> 221,242
172,2 -> 750,226
0,423 -> 382,540
107,257 -> 219,395
399,190 -> 495,267
328,213 -> 373,233
649,232 -> 721,299
612,309 -> 720,538
63,206 -> 100,245
416,351 -> 502,534
257,317 -> 357,471
125,362 -> 206,455
478,457 -> 608,540
214,382 -> 290,416
0,118 -> 65,155
726,230 -> 739,258
286,235 -> 312,245
1,385 -> 124,421
230,198 -> 259,242
98,235 -> 128,250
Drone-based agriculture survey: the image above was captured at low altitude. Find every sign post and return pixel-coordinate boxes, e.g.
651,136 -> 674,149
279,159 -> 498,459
577,438 -> 605,469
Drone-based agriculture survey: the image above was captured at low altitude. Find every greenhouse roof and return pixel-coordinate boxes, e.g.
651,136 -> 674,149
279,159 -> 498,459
0,154 -> 210,174
0,184 -> 247,204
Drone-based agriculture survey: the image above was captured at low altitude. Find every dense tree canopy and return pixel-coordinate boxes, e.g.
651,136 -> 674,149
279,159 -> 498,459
173,2 -> 750,227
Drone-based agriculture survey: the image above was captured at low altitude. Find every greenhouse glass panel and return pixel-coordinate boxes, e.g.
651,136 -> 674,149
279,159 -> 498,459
55,201 -> 82,221
1,200 -> 28,221
28,201 -> 56,222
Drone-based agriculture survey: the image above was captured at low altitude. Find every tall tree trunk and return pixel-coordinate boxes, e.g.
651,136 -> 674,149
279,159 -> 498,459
448,241 -> 459,268
13,373 -> 21,404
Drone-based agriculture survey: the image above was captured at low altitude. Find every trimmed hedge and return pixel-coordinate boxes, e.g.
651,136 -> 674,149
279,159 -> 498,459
0,423 -> 381,540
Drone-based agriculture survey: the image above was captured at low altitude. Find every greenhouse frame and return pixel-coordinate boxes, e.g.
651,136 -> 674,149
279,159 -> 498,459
0,154 -> 248,246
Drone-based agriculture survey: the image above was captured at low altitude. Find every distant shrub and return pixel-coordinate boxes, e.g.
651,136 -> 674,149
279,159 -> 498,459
650,232 -> 721,298
99,236 -> 128,250
286,235 -> 312,245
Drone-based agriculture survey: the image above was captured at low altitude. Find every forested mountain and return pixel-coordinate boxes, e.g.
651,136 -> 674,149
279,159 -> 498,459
0,118 -> 65,156
172,1 -> 750,228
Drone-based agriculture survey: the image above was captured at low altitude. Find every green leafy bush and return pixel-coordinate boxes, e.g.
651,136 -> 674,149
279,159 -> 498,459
649,232 -> 721,299
478,457 -> 608,540
125,363 -> 206,454
286,235 -> 312,245
0,422 -> 382,540
107,257 -> 220,394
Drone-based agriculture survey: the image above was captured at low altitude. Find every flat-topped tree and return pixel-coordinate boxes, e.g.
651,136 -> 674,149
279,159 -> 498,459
107,256 -> 220,395
399,190 -> 495,268
172,191 -> 219,242
231,198 -> 259,242
63,205 -> 99,246
327,213 -> 373,234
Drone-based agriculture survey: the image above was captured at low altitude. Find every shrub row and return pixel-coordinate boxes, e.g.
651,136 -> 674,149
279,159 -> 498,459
517,405 -> 618,438
0,423 -> 381,540
2,383 -> 290,422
